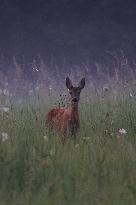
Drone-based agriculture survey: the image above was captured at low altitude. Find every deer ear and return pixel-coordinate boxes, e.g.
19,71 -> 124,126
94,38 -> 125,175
66,77 -> 73,89
79,78 -> 85,89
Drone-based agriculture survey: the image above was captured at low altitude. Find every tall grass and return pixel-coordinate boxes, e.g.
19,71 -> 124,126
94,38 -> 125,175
0,85 -> 136,205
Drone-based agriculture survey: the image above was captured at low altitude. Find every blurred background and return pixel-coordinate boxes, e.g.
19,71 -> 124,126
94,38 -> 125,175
0,0 -> 136,93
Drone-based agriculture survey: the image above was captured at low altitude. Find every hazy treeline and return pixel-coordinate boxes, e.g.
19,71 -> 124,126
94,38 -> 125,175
0,0 -> 136,63
0,0 -> 136,91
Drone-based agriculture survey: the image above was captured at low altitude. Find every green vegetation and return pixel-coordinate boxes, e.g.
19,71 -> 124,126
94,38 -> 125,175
0,86 -> 136,205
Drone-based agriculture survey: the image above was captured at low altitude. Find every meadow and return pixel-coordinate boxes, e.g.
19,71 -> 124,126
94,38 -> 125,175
0,81 -> 136,205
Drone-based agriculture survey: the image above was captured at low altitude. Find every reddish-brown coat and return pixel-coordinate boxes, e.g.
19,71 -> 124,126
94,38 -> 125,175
45,77 -> 85,139
45,106 -> 80,136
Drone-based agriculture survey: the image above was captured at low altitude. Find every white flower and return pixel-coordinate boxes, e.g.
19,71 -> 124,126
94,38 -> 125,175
130,93 -> 134,98
32,67 -> 39,72
75,144 -> 79,148
3,107 -> 10,112
0,107 -> 10,113
111,120 -> 114,125
103,86 -> 109,92
43,135 -> 48,142
119,128 -> 127,135
3,89 -> 9,96
49,87 -> 52,91
1,132 -> 9,141
35,86 -> 40,91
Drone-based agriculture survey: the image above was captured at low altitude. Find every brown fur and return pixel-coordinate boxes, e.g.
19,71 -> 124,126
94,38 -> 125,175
46,106 -> 79,136
45,77 -> 85,139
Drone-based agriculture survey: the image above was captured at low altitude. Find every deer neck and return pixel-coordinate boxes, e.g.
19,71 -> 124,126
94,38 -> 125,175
70,102 -> 79,118
67,97 -> 79,117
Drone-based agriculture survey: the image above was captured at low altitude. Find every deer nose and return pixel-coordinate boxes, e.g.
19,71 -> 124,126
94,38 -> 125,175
72,98 -> 78,102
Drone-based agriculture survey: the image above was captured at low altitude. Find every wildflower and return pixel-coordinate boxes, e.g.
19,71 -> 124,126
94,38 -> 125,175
2,107 -> 10,113
43,135 -> 48,142
129,93 -> 134,98
32,67 -> 39,72
118,128 -> 127,135
103,86 -> 109,92
35,86 -> 40,91
50,149 -> 55,156
1,132 -> 9,141
110,133 -> 114,137
75,144 -> 79,148
49,87 -> 52,91
111,120 -> 114,125
3,89 -> 9,96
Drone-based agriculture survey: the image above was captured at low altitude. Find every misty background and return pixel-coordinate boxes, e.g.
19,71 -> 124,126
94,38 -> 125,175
0,0 -> 136,93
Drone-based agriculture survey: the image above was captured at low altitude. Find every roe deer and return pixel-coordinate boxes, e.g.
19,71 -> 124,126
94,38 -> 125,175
45,77 -> 85,139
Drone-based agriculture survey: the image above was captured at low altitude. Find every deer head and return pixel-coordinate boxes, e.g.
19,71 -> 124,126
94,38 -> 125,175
66,77 -> 85,106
